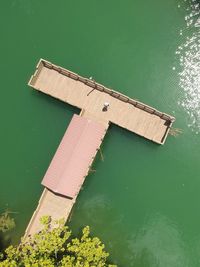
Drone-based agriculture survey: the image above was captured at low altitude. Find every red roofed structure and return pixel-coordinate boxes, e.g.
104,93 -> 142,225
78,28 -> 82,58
41,114 -> 107,198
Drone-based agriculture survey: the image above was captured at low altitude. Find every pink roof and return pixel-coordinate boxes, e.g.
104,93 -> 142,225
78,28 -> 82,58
41,114 -> 106,198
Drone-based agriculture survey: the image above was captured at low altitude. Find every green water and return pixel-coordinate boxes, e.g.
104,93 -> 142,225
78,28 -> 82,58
0,0 -> 200,266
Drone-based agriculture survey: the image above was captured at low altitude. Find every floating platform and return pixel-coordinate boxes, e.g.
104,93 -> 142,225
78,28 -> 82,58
25,59 -> 175,237
29,59 -> 175,144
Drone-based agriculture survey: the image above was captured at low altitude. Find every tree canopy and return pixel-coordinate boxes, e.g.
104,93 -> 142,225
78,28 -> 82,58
0,216 -> 116,267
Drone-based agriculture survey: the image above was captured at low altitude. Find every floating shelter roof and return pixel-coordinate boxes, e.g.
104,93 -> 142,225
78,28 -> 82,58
42,114 -> 107,198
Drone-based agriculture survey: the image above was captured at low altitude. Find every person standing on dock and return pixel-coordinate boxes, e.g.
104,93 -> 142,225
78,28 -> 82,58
102,102 -> 109,112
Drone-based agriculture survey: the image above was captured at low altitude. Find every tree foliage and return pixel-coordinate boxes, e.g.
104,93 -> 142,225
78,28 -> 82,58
0,216 -> 116,267
0,211 -> 15,233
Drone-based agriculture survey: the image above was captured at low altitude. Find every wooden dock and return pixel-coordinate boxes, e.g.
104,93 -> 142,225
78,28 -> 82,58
24,113 -> 108,237
25,59 -> 175,237
29,59 -> 175,144
25,189 -> 74,237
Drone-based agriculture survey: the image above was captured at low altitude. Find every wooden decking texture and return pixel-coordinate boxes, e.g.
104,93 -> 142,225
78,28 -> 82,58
24,189 -> 74,237
29,59 -> 175,144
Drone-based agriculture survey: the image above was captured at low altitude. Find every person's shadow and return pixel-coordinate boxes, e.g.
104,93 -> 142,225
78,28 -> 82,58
102,106 -> 108,112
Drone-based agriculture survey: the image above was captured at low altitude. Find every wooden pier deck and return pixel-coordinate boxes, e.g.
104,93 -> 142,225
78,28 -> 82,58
29,59 -> 175,144
25,189 -> 74,237
25,59 -> 175,237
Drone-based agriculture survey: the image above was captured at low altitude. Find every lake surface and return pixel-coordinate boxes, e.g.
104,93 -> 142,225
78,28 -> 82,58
0,0 -> 200,266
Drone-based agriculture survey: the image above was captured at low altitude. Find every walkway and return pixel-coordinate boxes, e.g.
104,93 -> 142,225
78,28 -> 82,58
25,189 -> 74,237
24,114 -> 108,237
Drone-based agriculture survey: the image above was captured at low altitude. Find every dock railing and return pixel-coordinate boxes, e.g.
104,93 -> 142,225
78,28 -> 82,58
29,59 -> 175,124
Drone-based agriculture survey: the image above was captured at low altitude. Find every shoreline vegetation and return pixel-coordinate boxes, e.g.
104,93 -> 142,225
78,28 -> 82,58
0,211 -> 15,234
0,216 -> 116,267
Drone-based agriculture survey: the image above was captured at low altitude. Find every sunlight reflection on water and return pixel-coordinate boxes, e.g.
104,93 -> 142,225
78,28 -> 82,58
176,0 -> 200,133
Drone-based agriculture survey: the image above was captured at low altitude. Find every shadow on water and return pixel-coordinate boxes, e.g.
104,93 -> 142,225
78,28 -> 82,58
84,120 -> 160,180
0,232 -> 12,252
31,90 -> 80,115
108,123 -> 160,150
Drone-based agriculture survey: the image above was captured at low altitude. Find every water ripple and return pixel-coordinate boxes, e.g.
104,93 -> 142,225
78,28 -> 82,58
128,214 -> 189,267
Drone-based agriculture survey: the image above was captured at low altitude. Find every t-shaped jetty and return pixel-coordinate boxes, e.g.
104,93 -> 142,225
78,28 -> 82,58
25,59 -> 175,237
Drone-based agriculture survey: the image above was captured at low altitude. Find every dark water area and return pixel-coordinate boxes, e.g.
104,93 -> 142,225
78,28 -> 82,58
0,0 -> 200,266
